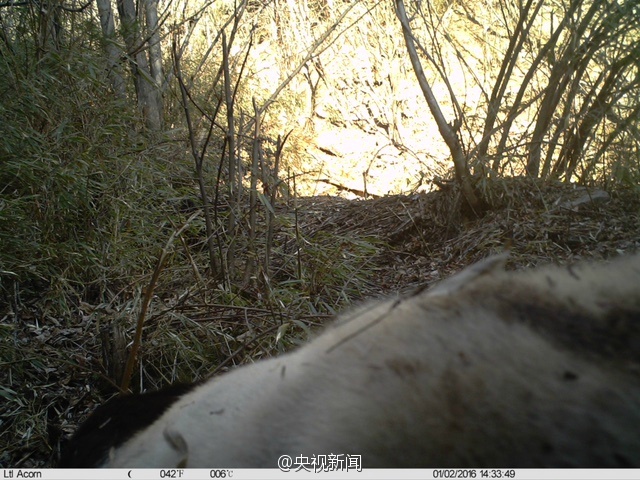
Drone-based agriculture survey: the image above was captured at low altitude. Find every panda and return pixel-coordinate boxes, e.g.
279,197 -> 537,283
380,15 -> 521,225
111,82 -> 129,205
60,253 -> 640,468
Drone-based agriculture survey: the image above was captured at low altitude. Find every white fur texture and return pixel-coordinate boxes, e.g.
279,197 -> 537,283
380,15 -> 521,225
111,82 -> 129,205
103,254 -> 640,467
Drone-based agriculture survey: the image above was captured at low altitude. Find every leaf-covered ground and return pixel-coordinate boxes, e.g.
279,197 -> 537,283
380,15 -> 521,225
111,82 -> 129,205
2,177 -> 638,467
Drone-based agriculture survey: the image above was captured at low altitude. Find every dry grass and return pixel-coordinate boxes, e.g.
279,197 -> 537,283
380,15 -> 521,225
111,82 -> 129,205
2,177 -> 638,467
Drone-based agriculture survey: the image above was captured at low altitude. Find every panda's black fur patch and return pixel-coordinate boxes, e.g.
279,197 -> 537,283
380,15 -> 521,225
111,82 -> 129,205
59,383 -> 197,467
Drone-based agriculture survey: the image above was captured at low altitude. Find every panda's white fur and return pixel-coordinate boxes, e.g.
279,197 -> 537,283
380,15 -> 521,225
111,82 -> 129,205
64,254 -> 640,468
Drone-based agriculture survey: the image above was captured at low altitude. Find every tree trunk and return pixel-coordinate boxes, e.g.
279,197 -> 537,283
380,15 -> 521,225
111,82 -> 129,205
144,0 -> 165,111
116,0 -> 163,130
96,0 -> 126,99
395,0 -> 481,215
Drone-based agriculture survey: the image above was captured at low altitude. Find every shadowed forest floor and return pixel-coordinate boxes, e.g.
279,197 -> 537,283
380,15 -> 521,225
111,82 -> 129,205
3,177 -> 639,467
